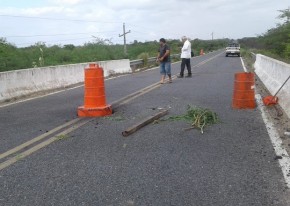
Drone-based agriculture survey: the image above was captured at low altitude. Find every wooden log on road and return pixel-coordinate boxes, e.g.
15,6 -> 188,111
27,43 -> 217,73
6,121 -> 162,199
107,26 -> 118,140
122,109 -> 168,137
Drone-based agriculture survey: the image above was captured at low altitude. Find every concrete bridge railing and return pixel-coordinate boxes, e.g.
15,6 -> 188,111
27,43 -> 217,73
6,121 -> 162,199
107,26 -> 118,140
0,59 -> 131,103
254,54 -> 290,118
0,53 -> 183,103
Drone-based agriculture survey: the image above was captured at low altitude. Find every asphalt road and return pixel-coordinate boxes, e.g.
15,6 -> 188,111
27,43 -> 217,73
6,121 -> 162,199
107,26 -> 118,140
1,51 -> 290,206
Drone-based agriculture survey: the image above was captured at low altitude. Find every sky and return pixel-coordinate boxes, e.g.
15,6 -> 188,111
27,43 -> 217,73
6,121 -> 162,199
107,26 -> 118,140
0,0 -> 289,47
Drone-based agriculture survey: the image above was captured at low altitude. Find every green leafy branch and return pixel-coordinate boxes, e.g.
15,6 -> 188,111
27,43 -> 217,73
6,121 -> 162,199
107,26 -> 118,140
168,105 -> 219,134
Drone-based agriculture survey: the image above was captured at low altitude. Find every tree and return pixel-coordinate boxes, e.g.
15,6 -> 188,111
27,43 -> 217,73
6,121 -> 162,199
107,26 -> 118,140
278,7 -> 290,24
0,36 -> 228,71
91,36 -> 113,45
64,44 -> 75,50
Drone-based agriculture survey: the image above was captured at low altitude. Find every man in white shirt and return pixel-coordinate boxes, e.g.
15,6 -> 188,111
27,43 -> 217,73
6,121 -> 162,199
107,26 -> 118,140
178,36 -> 192,78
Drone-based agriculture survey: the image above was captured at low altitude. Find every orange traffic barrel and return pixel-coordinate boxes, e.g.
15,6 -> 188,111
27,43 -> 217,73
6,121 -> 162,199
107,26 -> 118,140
232,72 -> 256,109
78,64 -> 112,117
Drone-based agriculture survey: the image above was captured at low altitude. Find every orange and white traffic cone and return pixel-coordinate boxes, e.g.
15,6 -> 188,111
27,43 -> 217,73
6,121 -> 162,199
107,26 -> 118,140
78,64 -> 112,117
200,49 -> 204,55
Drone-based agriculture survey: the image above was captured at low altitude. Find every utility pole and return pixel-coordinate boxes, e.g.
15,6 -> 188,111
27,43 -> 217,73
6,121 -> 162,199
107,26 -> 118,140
119,23 -> 131,56
211,32 -> 214,41
287,6 -> 290,23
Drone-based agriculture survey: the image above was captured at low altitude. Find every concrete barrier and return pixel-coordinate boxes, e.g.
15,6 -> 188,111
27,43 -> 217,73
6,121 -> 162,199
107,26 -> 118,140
254,54 -> 290,118
0,59 -> 131,103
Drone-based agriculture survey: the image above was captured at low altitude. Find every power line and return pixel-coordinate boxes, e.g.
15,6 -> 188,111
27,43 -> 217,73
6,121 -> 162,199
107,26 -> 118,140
127,24 -> 157,31
1,15 -> 182,39
0,14 -> 122,24
132,30 -> 148,35
128,24 -> 190,39
1,14 -> 207,41
15,37 -> 93,46
4,31 -> 119,38
15,35 -> 126,47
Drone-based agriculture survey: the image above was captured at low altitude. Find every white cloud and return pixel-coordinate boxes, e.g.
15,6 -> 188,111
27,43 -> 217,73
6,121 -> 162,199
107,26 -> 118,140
50,0 -> 86,5
0,0 -> 289,46
106,0 -> 155,10
21,7 -> 72,16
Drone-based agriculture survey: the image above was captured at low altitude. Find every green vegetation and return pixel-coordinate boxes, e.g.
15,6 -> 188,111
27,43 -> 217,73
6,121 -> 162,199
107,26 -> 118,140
0,37 -> 227,72
137,52 -> 149,67
15,154 -> 23,161
168,105 -> 219,134
191,38 -> 228,55
240,48 -> 255,72
239,8 -> 290,63
55,134 -> 69,141
2,8 -> 288,72
104,115 -> 125,121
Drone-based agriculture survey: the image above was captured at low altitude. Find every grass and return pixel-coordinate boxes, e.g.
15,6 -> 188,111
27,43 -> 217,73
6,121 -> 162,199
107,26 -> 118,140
104,115 -> 125,121
168,105 -> 219,134
55,134 -> 69,141
240,48 -> 255,72
15,154 -> 23,161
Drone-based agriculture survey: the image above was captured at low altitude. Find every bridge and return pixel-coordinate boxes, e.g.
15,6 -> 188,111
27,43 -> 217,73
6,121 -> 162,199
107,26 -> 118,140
1,50 -> 290,205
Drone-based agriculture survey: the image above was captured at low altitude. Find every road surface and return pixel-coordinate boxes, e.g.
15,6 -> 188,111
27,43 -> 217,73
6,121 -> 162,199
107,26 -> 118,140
1,50 -> 290,205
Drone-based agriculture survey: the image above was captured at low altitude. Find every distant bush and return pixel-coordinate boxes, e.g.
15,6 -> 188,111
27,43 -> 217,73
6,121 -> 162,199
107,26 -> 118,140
0,37 -> 227,72
137,52 -> 149,67
239,8 -> 290,63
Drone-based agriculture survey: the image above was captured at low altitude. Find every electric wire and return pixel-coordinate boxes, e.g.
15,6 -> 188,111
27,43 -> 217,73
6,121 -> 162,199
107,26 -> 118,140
4,31 -> 119,38
0,14 -> 183,46
0,14 -> 122,24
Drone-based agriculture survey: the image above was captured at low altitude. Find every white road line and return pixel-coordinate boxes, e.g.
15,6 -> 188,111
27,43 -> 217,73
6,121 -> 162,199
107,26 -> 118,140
0,119 -> 91,171
240,55 -> 290,187
0,51 -> 222,108
0,118 -> 81,160
240,56 -> 247,72
256,94 -> 290,188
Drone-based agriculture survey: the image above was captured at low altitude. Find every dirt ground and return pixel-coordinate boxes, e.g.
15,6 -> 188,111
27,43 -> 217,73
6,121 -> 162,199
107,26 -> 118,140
256,76 -> 290,150
243,55 -> 290,155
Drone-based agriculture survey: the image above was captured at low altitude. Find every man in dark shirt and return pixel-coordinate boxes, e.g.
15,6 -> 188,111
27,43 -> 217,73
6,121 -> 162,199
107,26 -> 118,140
156,38 -> 172,84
